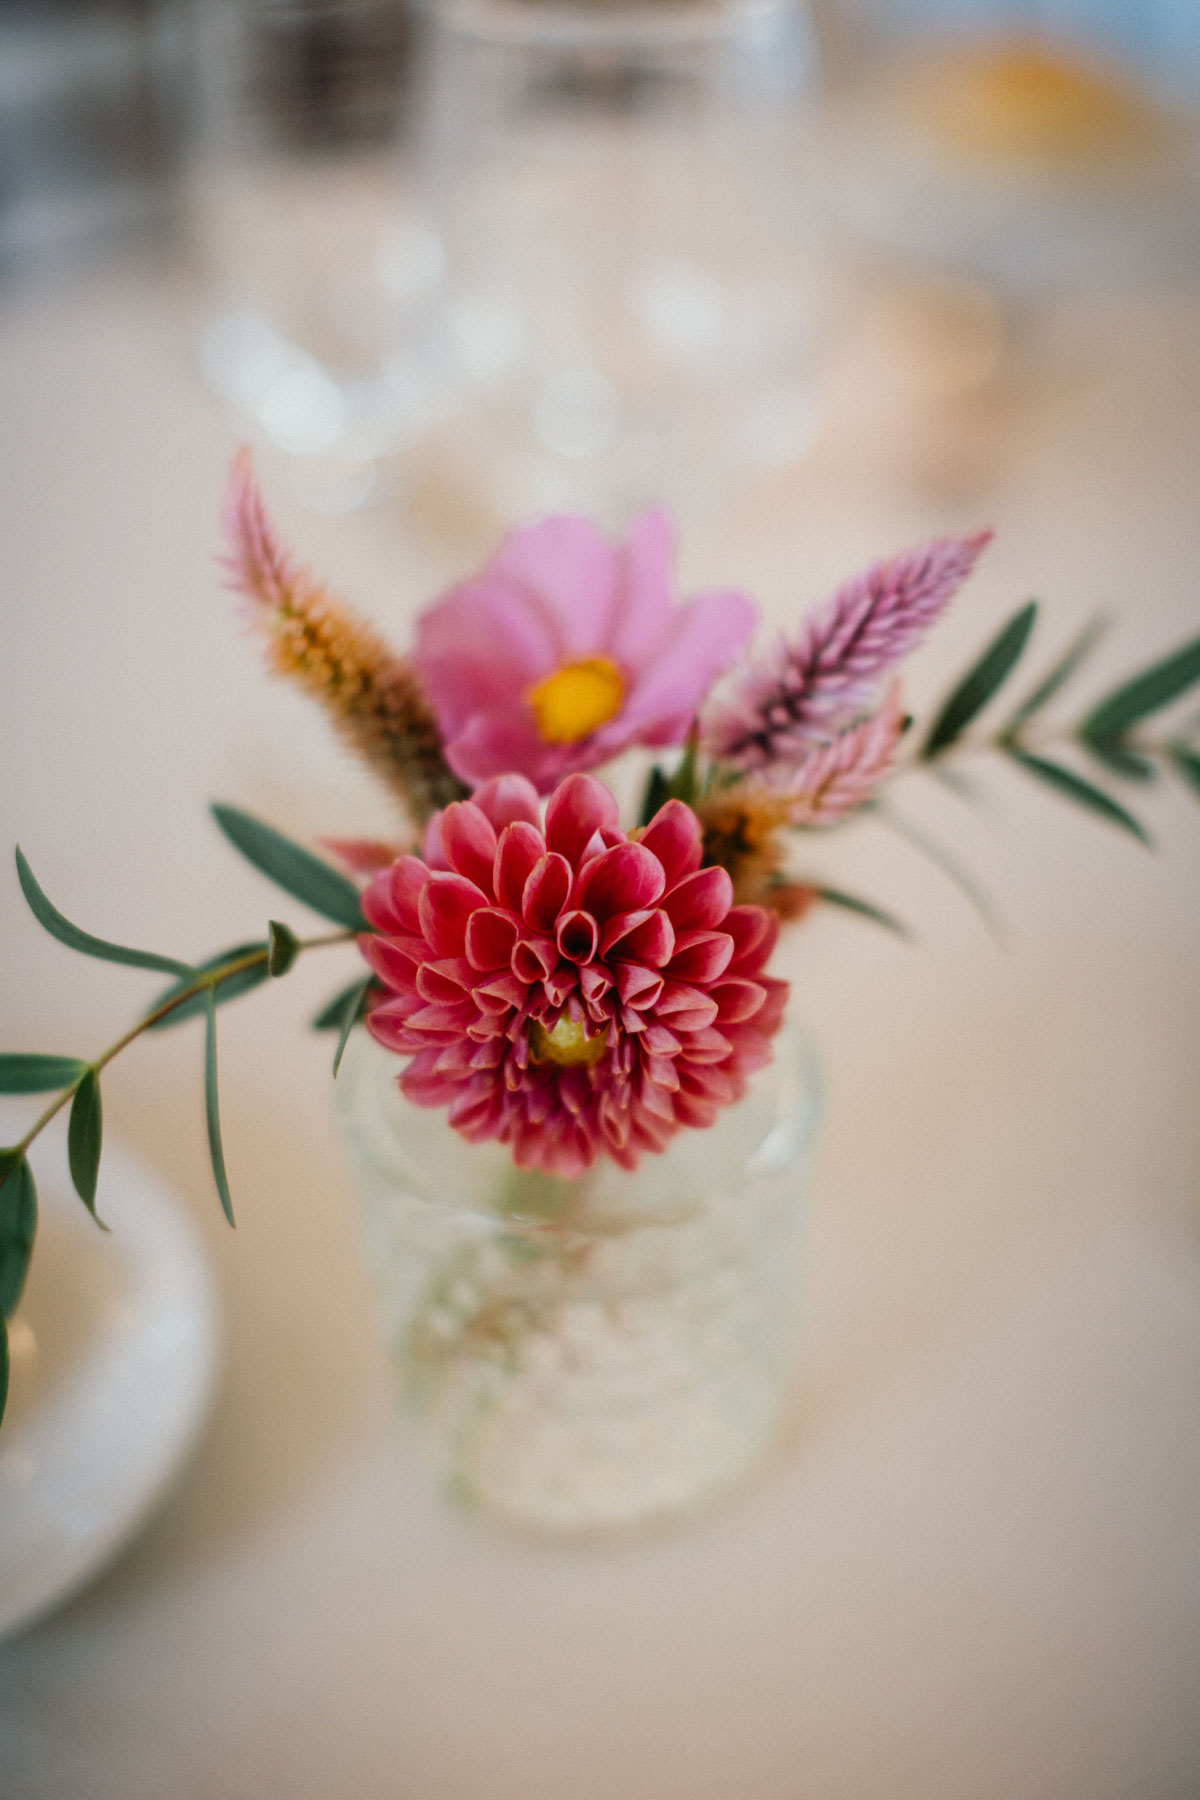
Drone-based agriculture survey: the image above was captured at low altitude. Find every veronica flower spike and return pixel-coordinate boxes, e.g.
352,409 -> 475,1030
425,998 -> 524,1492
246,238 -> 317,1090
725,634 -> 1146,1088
412,512 -> 758,791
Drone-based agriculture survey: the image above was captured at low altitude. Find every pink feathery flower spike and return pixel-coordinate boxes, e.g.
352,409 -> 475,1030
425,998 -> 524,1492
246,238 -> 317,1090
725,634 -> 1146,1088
360,772 -> 788,1177
705,531 -> 991,773
766,683 -> 906,827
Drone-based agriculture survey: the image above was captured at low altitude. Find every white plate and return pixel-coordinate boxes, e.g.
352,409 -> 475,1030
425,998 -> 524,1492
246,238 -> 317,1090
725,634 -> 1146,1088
0,1132 -> 220,1642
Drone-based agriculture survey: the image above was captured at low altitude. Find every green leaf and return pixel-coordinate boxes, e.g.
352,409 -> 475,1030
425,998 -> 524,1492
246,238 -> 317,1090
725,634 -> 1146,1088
67,1071 -> 105,1222
0,1054 -> 88,1094
267,920 -> 300,977
0,1156 -> 37,1317
875,807 -> 1003,942
1007,749 -> 1150,845
1003,614 -> 1107,736
922,601 -> 1039,758
203,989 -> 235,1227
211,805 -> 366,931
331,977 -> 373,1078
15,849 -> 195,979
1081,736 -> 1157,782
1168,743 -> 1200,800
816,887 -> 912,939
312,976 -> 376,1031
664,727 -> 700,808
0,1315 -> 8,1430
145,943 -> 270,1029
638,767 -> 671,828
1080,631 -> 1200,743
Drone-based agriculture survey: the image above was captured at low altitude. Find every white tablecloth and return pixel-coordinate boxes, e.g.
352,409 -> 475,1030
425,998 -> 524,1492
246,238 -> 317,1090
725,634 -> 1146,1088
0,251 -> 1198,1799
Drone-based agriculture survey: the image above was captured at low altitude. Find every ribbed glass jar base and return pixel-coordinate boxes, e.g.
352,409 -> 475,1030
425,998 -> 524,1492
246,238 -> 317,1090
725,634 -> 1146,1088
337,1024 -> 819,1537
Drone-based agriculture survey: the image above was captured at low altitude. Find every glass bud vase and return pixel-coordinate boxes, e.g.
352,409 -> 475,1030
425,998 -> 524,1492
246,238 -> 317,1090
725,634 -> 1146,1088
337,1023 -> 820,1537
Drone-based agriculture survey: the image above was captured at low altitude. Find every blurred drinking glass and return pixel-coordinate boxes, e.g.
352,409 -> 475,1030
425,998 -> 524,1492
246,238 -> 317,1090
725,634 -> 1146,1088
409,0 -> 827,525
187,0 -> 450,511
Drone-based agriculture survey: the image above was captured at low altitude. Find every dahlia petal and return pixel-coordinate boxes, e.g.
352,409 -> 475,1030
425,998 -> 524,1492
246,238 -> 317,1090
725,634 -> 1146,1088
662,865 -> 734,932
604,909 -> 676,969
710,977 -> 767,1023
470,773 -> 542,833
522,853 -> 572,932
494,821 -> 545,913
665,929 -> 734,984
439,801 -> 498,893
512,936 -> 557,982
421,813 -> 453,872
675,1025 -> 732,1064
360,935 -> 424,992
656,982 -> 720,1031
577,842 -> 666,919
544,773 -> 620,862
476,972 -> 526,1011
465,907 -> 520,971
641,1023 -> 681,1058
638,799 -> 704,886
556,909 -> 599,963
615,962 -> 664,1008
416,962 -> 471,1005
723,904 -> 779,974
418,871 -> 487,956
579,964 -> 614,1004
362,854 -> 427,934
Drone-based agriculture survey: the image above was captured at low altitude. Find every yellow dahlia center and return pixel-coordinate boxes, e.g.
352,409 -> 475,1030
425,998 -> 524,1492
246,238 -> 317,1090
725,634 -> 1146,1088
528,656 -> 624,744
529,1016 -> 609,1068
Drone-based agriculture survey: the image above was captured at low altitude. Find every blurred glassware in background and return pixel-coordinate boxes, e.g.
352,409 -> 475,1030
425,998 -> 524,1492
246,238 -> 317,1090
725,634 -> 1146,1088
187,0 -> 448,513
404,0 -> 827,526
0,0 -> 177,276
817,5 -> 1200,300
187,0 -> 827,522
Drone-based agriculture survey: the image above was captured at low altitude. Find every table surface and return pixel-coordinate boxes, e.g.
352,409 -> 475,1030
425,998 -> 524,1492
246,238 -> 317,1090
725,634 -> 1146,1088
0,246 -> 1198,1800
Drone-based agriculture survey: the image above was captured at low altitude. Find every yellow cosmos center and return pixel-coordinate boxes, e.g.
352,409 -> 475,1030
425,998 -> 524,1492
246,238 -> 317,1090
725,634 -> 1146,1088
528,656 -> 625,745
529,1016 -> 609,1068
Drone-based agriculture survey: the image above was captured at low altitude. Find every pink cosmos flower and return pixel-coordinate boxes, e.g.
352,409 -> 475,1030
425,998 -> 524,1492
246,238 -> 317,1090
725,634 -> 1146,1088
360,773 -> 788,1177
412,513 -> 757,792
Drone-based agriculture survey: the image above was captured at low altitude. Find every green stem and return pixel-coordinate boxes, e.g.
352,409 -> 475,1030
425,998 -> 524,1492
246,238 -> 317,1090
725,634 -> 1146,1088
8,929 -> 357,1163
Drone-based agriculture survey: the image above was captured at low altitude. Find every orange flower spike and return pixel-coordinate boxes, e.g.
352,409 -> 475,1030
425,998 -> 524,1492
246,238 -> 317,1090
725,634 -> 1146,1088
221,448 -> 465,827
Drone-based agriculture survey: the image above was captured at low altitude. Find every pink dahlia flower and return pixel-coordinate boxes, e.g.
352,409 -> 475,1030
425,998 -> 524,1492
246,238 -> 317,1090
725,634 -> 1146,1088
360,773 -> 788,1177
412,513 -> 757,792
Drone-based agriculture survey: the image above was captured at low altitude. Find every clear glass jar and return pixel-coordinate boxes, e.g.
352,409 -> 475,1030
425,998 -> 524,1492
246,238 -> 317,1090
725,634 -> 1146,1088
337,1022 -> 819,1537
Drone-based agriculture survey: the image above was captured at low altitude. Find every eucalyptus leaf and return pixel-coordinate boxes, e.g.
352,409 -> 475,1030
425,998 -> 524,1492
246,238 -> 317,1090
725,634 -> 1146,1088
145,943 -> 270,1029
816,887 -> 912,939
638,767 -> 671,827
267,920 -> 300,977
1003,614 -> 1107,737
0,1156 -> 36,1317
1007,749 -> 1150,845
312,977 -> 379,1031
0,1054 -> 87,1094
67,1071 -> 104,1221
15,849 -> 194,978
1080,631 -> 1200,743
875,807 -> 1003,942
922,601 -> 1038,758
211,805 -> 366,931
1081,736 -> 1157,783
1168,743 -> 1200,800
331,977 -> 373,1078
204,989 -> 235,1227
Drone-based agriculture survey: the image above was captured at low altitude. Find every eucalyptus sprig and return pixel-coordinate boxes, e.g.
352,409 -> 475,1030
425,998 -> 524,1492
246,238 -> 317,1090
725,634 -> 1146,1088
0,804 -> 378,1429
918,609 -> 1200,845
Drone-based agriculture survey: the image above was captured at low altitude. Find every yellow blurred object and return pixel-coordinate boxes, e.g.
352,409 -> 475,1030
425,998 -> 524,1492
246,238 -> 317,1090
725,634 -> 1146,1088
914,38 -> 1164,168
